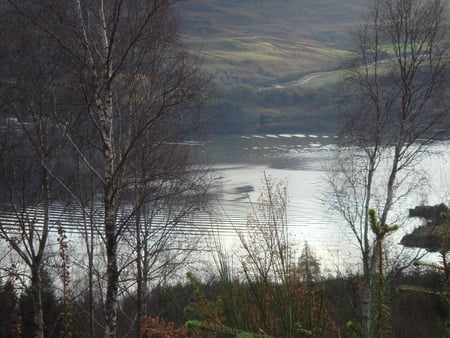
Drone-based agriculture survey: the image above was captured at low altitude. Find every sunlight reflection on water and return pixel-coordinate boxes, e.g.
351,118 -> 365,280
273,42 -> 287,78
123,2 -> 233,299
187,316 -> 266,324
198,133 -> 450,274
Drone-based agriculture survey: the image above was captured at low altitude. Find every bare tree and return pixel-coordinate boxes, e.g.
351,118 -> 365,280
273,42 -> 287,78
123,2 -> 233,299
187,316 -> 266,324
117,134 -> 209,337
205,174 -> 337,337
2,1 -> 209,337
0,11 -> 67,337
329,0 -> 450,333
71,156 -> 103,338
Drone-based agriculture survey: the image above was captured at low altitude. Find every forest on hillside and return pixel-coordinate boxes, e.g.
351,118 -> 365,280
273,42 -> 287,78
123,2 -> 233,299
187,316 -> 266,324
175,0 -> 450,135
175,0 -> 367,134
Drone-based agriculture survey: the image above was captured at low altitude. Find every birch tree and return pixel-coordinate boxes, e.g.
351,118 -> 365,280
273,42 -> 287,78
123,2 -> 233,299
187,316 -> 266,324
3,1 -> 208,337
329,0 -> 450,333
0,8 -> 70,337
121,174 -> 208,336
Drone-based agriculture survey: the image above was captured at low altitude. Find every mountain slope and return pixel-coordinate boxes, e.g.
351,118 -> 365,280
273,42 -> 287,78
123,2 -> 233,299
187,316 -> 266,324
176,0 -> 368,86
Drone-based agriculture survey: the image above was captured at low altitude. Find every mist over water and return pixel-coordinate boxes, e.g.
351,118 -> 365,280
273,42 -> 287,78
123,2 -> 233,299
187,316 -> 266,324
197,133 -> 450,274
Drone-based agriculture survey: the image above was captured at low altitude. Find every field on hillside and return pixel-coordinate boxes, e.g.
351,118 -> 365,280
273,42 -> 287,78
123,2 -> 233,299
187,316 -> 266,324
174,0 -> 372,134
176,0 -> 367,86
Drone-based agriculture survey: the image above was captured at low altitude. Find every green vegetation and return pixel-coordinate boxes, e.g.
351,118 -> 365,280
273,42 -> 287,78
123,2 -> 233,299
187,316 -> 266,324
177,0 -> 450,135
188,37 -> 354,84
398,213 -> 450,336
175,0 -> 368,134
369,209 -> 399,338
2,0 -> 450,337
208,83 -> 342,134
126,268 -> 449,337
2,174 -> 450,336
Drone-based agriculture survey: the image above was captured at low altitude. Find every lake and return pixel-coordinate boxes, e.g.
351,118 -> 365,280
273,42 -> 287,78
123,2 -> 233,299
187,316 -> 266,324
196,133 -> 450,274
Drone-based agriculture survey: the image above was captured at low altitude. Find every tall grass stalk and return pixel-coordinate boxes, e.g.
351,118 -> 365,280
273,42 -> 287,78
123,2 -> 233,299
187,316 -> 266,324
190,173 -> 339,337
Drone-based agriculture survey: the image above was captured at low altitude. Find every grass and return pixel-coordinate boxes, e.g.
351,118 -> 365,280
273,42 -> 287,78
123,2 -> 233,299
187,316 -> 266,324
175,0 -> 380,133
187,36 -> 355,86
177,0 -> 368,86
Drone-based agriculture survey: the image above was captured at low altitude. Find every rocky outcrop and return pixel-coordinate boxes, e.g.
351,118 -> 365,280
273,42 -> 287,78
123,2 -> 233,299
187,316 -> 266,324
400,224 -> 446,252
401,204 -> 449,252
408,203 -> 448,226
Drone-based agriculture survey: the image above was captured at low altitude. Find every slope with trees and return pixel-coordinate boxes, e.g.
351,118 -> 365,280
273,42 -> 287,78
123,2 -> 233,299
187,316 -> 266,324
175,0 -> 370,134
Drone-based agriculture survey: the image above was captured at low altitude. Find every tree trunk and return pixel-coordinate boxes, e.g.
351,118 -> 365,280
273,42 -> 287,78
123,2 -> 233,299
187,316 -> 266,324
88,225 -> 95,338
32,161 -> 50,338
104,212 -> 118,338
31,267 -> 44,338
136,211 -> 143,338
361,268 -> 371,333
103,99 -> 118,338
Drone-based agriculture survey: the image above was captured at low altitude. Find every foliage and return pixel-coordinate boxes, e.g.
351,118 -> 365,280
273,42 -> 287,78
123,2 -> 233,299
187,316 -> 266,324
186,320 -> 272,338
183,175 -> 339,337
139,315 -> 189,337
0,280 -> 20,338
398,212 -> 450,335
175,0 -> 371,135
0,267 -> 448,336
184,270 -> 333,338
369,209 -> 399,338
18,268 -> 63,338
184,272 -> 225,329
1,1 -> 209,336
207,83 -> 341,135
329,0 -> 450,334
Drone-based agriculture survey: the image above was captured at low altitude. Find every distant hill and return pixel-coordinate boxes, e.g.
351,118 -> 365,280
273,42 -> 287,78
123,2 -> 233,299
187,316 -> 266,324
176,0 -> 367,86
174,0 -> 369,134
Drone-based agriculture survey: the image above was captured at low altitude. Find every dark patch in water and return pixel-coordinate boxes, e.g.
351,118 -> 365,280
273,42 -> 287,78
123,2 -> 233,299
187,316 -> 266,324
231,185 -> 254,194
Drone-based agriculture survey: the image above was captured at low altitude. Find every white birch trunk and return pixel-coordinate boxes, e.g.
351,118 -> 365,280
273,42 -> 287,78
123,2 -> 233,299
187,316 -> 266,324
102,87 -> 118,338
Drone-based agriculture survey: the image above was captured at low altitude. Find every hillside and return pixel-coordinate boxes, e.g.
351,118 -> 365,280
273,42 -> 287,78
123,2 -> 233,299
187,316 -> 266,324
174,0 -> 369,134
176,0 -> 367,86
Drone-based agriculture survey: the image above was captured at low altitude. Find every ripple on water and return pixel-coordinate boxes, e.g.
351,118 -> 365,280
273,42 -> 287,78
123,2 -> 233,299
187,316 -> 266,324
204,137 -> 450,273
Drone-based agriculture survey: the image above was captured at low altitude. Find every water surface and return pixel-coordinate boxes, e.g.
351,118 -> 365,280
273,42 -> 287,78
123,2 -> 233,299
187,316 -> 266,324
197,133 -> 450,273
